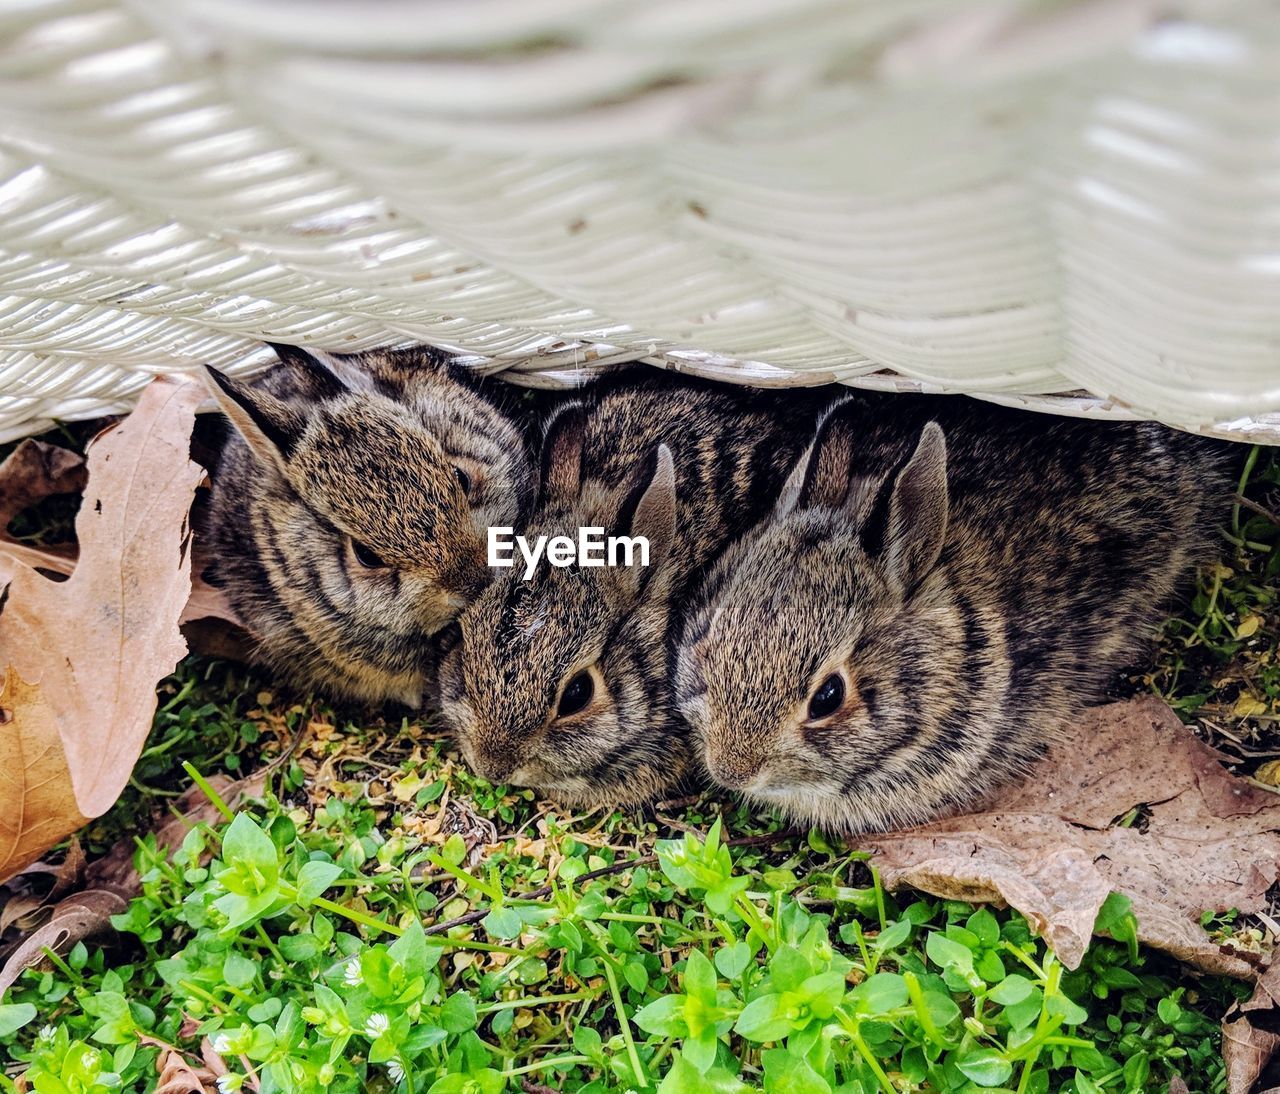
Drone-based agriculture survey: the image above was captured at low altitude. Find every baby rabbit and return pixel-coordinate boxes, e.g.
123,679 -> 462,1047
438,373 -> 838,806
676,396 -> 1234,833
200,343 -> 534,706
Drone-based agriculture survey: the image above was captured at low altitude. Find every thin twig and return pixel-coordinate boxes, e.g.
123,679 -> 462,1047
1233,492 -> 1280,528
654,814 -> 705,836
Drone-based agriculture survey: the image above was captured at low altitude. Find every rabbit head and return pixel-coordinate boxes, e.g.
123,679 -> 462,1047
677,404 -> 974,833
203,344 -> 532,706
439,404 -> 690,805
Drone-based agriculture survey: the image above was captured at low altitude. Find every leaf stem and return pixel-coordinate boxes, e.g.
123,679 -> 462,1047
422,851 -> 503,902
603,959 -> 646,1089
477,992 -> 595,1015
500,1054 -> 591,1078
903,971 -> 944,1045
181,761 -> 235,822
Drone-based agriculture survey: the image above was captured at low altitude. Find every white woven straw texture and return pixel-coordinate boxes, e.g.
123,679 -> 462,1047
0,0 -> 1278,441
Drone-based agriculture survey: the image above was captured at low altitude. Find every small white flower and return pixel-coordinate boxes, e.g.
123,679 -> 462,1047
364,1012 -> 390,1039
387,1059 -> 405,1084
38,1024 -> 55,1042
343,958 -> 362,986
216,1075 -> 243,1094
80,1048 -> 98,1071
212,1032 -> 234,1055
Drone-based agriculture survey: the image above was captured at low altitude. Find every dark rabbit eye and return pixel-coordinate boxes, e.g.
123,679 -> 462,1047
808,673 -> 845,720
454,467 -> 471,495
351,539 -> 387,569
558,670 -> 594,718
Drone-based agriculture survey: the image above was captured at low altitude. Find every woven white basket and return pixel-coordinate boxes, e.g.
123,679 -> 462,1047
0,0 -> 1278,442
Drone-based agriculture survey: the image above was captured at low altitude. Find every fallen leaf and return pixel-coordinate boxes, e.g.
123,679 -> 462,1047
0,893 -> 45,937
0,429 -> 239,632
42,836 -> 86,902
0,439 -> 86,534
0,889 -> 127,995
0,378 -> 204,882
0,838 -> 86,934
1225,1016 -> 1280,1094
1222,962 -> 1280,1094
181,581 -> 242,627
0,672 -> 92,887
139,1034 -> 219,1094
1244,962 -> 1280,1014
864,696 -> 1280,975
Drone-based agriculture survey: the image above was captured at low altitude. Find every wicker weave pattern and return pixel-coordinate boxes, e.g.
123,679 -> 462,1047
0,0 -> 1277,441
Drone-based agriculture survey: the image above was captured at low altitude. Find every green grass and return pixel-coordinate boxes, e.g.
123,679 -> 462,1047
2,439 -> 1278,1093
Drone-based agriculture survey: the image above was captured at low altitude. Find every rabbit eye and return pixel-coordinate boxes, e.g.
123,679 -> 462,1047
351,539 -> 387,569
558,670 -> 594,718
454,467 -> 471,495
808,673 -> 845,720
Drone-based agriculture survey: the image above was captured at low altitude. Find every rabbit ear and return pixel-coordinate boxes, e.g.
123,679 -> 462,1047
778,399 -> 864,516
617,443 -> 677,593
202,365 -> 308,472
869,422 -> 949,595
265,342 -> 367,398
539,402 -> 588,505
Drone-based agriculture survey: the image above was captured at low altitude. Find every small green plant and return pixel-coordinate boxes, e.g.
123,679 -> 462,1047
0,797 -> 1235,1093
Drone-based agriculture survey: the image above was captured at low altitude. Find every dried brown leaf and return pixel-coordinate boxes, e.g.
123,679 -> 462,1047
1222,963 -> 1280,1094
0,439 -> 86,533
864,696 -> 1280,975
0,378 -> 204,882
180,541 -> 247,661
1225,1016 -> 1280,1094
0,837 -> 86,934
0,893 -> 46,936
0,888 -> 127,995
0,671 -> 91,885
139,1034 -> 218,1094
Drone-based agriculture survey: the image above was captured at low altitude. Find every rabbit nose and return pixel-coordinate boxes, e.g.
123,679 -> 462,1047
707,753 -> 761,790
473,751 -> 516,785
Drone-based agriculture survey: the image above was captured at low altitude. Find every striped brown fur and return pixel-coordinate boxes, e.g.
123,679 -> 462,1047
200,344 -> 533,706
676,396 -> 1236,833
439,373 -> 837,806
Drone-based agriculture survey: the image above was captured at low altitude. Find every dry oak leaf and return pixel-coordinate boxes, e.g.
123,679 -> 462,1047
0,439 -> 85,580
0,438 -> 87,534
0,430 -> 238,628
1224,1016 -> 1280,1094
0,377 -> 204,883
1222,961 -> 1280,1094
863,695 -> 1280,976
